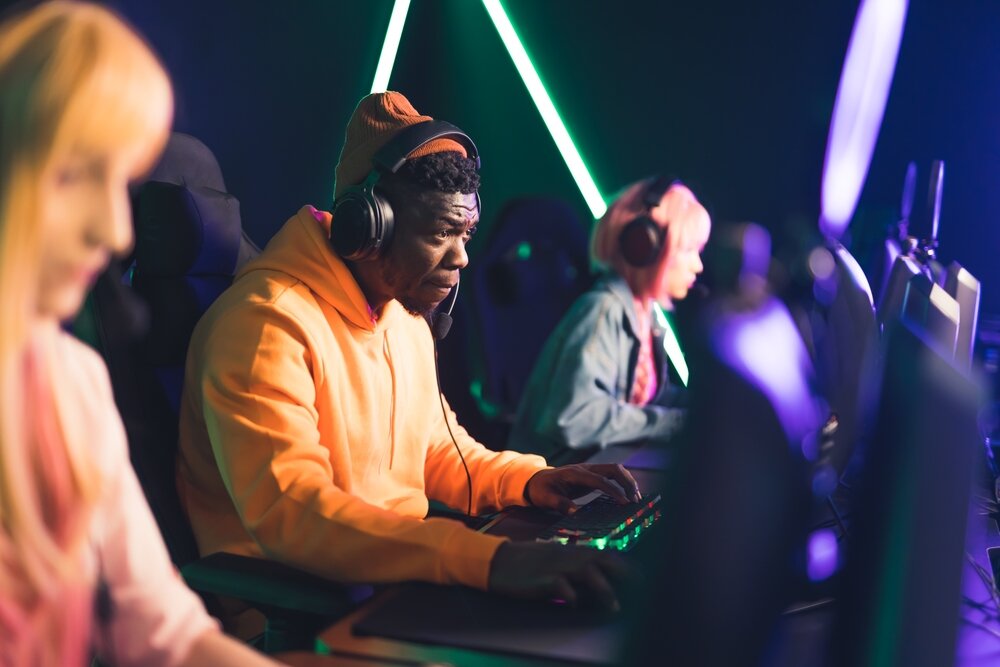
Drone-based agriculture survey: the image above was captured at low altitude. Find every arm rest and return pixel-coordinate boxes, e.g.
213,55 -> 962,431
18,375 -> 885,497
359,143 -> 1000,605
181,552 -> 373,618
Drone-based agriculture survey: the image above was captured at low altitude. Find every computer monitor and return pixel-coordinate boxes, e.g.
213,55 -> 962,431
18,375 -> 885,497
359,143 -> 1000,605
828,282 -> 980,666
943,261 -> 981,371
810,241 -> 879,483
899,272 -> 960,360
626,292 -> 823,665
876,253 -> 923,331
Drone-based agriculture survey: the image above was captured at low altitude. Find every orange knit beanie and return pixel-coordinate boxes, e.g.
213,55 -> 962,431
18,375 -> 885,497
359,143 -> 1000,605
333,91 -> 469,199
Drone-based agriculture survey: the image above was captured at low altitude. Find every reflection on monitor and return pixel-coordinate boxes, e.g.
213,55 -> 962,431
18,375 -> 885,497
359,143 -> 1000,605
943,262 -> 981,370
830,286 -> 979,666
899,273 -> 959,360
810,241 -> 879,482
876,253 -> 923,331
627,294 -> 821,665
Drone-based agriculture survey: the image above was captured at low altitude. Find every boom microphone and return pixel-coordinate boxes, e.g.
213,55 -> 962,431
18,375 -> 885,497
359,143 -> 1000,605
431,273 -> 460,341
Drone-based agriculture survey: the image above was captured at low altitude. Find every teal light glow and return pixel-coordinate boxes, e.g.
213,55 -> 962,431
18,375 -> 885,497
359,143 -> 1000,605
370,0 -> 412,94
480,0 -> 607,219
654,304 -> 689,387
469,379 -> 501,419
516,242 -> 532,260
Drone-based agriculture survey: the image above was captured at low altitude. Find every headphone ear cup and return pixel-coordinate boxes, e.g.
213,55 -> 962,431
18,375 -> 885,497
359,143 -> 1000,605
330,185 -> 395,261
620,215 -> 665,267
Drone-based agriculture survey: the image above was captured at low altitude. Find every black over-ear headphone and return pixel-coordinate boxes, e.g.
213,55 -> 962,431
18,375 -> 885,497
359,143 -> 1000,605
330,120 -> 481,262
619,175 -> 679,267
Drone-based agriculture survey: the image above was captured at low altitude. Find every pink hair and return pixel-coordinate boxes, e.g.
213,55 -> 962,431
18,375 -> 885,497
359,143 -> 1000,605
590,177 -> 711,304
0,2 -> 172,662
0,337 -> 94,666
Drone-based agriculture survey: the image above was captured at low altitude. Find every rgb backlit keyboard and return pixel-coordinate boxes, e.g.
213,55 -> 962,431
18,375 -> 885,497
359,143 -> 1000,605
536,493 -> 662,552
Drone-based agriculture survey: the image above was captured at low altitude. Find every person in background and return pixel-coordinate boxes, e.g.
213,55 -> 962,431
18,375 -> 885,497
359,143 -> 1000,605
510,177 -> 711,460
0,2 -> 278,664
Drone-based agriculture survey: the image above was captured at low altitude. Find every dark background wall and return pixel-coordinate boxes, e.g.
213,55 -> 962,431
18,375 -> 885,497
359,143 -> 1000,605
17,0 -> 1000,313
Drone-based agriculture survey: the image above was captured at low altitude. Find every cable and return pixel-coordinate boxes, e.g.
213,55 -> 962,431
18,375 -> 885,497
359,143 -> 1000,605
825,495 -> 850,539
967,551 -> 1000,614
432,339 -> 472,518
960,616 -> 1000,642
963,595 -> 997,615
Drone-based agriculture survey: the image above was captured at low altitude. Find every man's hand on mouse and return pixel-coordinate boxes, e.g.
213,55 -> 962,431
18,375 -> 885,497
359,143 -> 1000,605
487,541 -> 630,613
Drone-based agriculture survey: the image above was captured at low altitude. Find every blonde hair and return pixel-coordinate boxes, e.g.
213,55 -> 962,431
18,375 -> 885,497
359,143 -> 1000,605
0,2 -> 172,662
591,177 -> 711,304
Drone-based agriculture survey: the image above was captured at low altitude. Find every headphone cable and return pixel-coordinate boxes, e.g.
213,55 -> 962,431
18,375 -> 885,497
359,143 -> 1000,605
433,340 -> 473,518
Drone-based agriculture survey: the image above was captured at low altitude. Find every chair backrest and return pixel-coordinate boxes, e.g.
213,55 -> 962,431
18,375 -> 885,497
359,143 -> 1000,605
468,197 -> 591,420
132,133 -> 259,412
85,132 -> 256,566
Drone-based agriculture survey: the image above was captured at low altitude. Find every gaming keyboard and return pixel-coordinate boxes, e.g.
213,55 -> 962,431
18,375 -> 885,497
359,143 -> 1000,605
536,493 -> 662,552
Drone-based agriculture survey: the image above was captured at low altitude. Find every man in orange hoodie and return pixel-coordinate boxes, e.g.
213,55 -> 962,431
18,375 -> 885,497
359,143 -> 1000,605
177,92 -> 639,629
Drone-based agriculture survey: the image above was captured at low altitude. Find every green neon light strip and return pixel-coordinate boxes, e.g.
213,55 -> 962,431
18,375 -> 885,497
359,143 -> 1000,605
370,0 -> 412,94
481,0 -> 607,219
654,304 -> 689,387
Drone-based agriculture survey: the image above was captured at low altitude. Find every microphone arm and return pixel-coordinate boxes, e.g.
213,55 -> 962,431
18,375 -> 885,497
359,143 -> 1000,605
431,273 -> 460,341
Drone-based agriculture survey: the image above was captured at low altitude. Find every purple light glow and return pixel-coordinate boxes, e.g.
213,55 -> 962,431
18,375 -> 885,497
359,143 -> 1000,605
820,0 -> 908,240
715,297 -> 821,445
834,245 -> 875,306
740,224 -> 771,287
807,528 -> 839,582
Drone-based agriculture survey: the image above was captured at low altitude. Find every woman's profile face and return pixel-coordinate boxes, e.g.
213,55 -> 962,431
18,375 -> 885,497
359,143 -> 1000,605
35,140 -> 146,321
659,235 -> 707,302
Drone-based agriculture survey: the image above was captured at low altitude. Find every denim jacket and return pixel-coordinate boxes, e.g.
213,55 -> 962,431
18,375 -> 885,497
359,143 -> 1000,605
509,273 -> 685,459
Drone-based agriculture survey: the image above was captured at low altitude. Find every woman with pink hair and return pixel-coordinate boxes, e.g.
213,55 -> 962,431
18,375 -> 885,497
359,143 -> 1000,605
510,177 -> 711,459
0,3 -> 277,664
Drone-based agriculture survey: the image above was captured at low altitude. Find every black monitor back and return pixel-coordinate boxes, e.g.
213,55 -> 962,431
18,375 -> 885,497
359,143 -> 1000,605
829,302 -> 980,666
626,294 -> 820,666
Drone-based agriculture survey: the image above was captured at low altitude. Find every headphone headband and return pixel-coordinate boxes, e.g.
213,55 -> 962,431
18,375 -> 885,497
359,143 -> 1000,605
642,175 -> 679,210
372,120 -> 481,174
330,119 -> 481,262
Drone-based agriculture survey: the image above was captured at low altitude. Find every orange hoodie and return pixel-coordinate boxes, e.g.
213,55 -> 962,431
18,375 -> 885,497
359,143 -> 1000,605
177,206 -> 548,591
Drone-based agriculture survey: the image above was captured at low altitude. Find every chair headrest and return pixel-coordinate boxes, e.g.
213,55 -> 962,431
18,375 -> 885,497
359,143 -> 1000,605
134,182 -> 242,277
488,198 -> 584,248
147,132 -> 226,190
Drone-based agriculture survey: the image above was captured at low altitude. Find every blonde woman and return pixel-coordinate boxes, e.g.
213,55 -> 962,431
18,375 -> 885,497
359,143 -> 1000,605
0,3 -> 277,665
510,177 -> 711,459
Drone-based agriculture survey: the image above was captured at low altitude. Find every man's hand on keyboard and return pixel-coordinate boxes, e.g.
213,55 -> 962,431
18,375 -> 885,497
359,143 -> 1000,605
488,541 -> 629,612
524,463 -> 641,515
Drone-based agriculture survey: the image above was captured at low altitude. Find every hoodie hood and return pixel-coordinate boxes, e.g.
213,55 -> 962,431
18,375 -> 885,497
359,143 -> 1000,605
236,205 -> 405,333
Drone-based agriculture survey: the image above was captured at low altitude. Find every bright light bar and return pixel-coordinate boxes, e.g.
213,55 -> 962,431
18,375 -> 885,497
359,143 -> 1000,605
370,0 -> 412,94
654,304 -> 689,387
820,0 -> 908,239
481,0 -> 607,219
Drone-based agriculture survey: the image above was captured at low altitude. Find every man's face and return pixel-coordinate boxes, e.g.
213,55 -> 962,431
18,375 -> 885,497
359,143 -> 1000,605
376,187 -> 479,317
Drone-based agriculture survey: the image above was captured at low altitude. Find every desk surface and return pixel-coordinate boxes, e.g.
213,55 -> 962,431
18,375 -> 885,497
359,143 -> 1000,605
313,452 -> 659,666
309,452 -> 1000,666
316,589 -> 594,667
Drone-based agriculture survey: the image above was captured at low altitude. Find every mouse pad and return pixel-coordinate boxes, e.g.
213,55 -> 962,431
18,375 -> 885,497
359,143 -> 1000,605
352,582 -> 624,664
